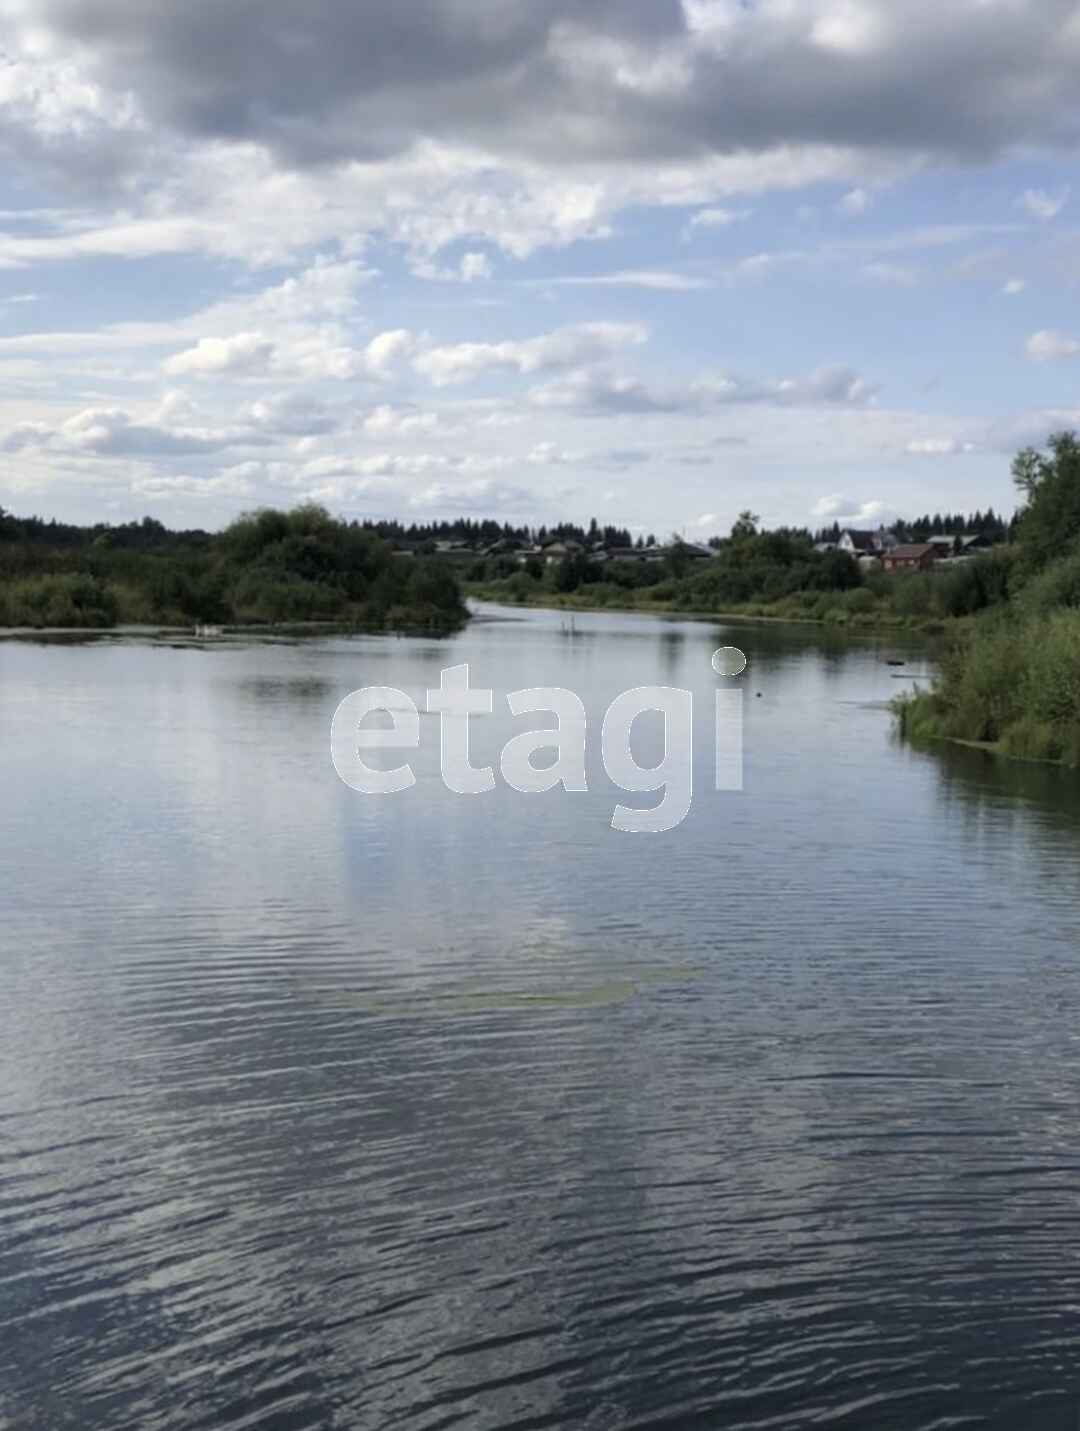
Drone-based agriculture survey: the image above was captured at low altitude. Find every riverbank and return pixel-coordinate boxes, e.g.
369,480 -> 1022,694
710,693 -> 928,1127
894,608 -> 1080,768
0,614 -> 467,642
467,583 -> 952,633
0,505 -> 468,634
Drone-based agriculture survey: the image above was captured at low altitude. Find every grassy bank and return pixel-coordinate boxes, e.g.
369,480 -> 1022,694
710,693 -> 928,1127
0,504 -> 468,633
896,610 -> 1080,766
468,578 -> 958,633
895,433 -> 1080,768
470,520 -> 1012,634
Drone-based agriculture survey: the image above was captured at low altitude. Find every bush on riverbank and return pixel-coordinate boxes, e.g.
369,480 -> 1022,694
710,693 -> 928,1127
897,610 -> 1080,765
0,573 -> 121,628
470,529 -> 1015,632
0,504 -> 468,631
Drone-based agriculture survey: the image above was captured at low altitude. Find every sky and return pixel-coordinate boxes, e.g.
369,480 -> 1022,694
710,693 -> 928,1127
2,1 -> 1080,539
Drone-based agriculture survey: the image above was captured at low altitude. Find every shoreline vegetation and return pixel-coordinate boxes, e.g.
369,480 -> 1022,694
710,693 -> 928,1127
0,504 -> 468,634
895,433 -> 1080,768
467,508 -> 1011,635
466,582 -> 957,633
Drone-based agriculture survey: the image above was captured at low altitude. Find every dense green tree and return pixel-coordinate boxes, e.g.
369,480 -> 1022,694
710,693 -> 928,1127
730,510 -> 760,542
1012,431 -> 1080,572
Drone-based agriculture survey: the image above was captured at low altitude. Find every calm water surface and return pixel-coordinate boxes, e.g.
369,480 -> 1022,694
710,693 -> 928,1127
4,604 -> 1080,1430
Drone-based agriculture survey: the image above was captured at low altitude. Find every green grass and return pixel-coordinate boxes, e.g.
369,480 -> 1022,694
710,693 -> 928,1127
894,608 -> 1080,767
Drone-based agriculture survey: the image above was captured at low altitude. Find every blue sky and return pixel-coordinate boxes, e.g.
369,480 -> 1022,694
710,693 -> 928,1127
2,0 -> 1080,538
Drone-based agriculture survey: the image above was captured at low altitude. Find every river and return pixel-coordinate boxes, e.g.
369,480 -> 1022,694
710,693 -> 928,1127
3,603 -> 1080,1429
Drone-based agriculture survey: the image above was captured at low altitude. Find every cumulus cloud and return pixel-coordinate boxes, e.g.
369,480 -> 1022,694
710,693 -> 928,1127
1026,329 -> 1080,362
530,368 -> 690,414
414,321 -> 647,386
698,365 -> 878,408
530,362 -> 877,415
459,252 -> 493,282
687,207 -> 751,231
811,494 -> 898,526
131,468 -> 259,500
164,332 -> 275,379
246,391 -> 342,436
363,329 -> 418,377
3,406 -> 257,458
11,0 -> 1080,183
408,478 -> 533,513
362,404 -> 460,438
163,325 -> 417,383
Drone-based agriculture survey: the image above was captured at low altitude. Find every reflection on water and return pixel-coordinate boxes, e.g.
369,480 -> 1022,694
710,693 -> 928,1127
3,604 -> 1080,1430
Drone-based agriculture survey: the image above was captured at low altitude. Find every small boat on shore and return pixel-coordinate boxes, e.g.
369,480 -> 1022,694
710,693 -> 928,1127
194,624 -> 224,638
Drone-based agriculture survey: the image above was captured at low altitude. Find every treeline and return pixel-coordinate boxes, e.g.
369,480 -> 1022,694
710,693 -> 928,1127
0,504 -> 467,631
814,509 -> 1013,545
0,509 -> 215,550
898,433 -> 1080,764
358,516 -> 644,549
472,509 -> 1012,627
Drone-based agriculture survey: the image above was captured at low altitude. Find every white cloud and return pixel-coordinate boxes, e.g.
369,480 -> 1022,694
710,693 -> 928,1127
131,468 -> 258,500
3,405 -> 257,457
527,441 -> 584,466
685,207 -> 752,238
1026,329 -> 1080,362
414,322 -> 647,386
164,332 -> 275,378
459,252 -> 492,282
536,270 -> 711,291
246,391 -> 341,436
529,368 -> 688,414
362,404 -> 458,439
162,324 -> 417,384
905,437 -> 976,456
530,362 -> 878,416
363,329 -> 418,378
1019,187 -> 1069,221
408,478 -> 533,513
839,187 -> 872,217
812,495 -> 897,526
1002,278 -> 1027,296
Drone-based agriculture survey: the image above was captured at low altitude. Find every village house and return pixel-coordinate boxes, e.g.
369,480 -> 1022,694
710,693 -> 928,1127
882,543 -> 937,573
837,529 -> 877,556
836,527 -> 899,558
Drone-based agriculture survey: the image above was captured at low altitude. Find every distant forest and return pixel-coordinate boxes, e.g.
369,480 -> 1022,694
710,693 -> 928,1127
0,499 -> 1017,632
0,505 -> 1013,557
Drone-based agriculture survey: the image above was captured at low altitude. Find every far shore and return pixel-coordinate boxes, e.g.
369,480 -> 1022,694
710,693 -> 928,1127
468,590 -> 945,636
0,617 -> 464,640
